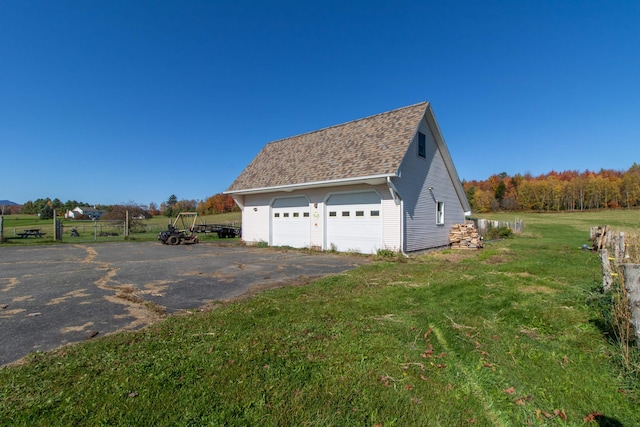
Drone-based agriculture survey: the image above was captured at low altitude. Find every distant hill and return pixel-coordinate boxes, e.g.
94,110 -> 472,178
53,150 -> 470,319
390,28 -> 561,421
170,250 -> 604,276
0,200 -> 18,206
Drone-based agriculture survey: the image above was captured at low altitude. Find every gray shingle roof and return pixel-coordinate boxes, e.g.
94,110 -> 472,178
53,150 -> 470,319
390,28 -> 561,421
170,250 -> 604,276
226,102 -> 429,193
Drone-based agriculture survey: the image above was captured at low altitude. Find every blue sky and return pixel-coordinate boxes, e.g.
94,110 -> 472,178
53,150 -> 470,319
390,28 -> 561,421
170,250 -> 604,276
1,0 -> 638,206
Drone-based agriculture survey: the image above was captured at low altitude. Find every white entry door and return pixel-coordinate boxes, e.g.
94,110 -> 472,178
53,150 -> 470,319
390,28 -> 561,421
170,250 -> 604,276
272,196 -> 310,248
325,191 -> 382,254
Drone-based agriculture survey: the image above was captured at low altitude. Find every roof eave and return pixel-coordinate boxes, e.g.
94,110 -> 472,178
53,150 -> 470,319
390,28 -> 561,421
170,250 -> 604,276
225,173 -> 397,195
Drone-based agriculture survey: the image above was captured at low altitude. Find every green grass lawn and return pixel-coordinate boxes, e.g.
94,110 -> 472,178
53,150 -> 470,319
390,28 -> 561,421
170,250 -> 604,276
1,211 -> 639,426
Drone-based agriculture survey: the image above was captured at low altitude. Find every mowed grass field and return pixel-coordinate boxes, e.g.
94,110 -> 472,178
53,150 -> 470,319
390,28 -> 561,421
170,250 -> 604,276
1,210 -> 639,426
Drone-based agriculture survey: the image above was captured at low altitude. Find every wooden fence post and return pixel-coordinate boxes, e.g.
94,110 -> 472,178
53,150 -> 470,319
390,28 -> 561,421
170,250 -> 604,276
597,225 -> 609,251
612,234 -> 620,264
601,249 -> 613,292
622,263 -> 640,348
618,232 -> 625,263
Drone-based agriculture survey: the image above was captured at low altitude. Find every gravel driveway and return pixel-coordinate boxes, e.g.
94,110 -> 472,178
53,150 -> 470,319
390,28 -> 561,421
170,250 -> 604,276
0,242 -> 368,366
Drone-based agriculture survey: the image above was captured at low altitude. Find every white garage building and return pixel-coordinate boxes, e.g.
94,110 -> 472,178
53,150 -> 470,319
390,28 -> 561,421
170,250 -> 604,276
225,102 -> 471,254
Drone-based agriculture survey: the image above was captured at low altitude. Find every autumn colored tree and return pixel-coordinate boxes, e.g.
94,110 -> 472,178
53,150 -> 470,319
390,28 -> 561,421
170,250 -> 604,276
462,165 -> 639,212
623,164 -> 640,207
621,172 -> 640,208
471,188 -> 494,213
174,199 -> 197,213
197,193 -> 239,215
102,204 -> 150,221
148,202 -> 159,216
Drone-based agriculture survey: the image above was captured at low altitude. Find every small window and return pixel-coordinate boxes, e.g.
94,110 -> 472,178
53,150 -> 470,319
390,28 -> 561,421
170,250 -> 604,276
371,210 -> 380,217
274,213 -> 280,218
303,212 -> 310,217
283,213 -> 289,218
355,211 -> 364,217
436,201 -> 445,225
418,132 -> 426,158
293,212 -> 299,218
329,211 -> 337,217
342,211 -> 350,217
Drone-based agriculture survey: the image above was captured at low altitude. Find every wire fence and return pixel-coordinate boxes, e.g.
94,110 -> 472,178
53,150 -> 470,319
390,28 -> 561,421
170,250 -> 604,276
1,217 -> 242,244
471,218 -> 525,238
60,220 -> 126,243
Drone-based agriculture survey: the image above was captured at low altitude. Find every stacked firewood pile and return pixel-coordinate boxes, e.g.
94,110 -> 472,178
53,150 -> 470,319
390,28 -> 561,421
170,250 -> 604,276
449,222 -> 483,249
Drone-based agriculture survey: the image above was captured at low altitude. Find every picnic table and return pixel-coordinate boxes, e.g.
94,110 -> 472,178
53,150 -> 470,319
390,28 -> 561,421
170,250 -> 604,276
18,229 -> 46,238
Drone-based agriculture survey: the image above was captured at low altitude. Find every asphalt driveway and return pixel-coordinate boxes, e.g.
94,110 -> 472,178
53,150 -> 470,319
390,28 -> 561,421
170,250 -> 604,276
0,242 -> 368,366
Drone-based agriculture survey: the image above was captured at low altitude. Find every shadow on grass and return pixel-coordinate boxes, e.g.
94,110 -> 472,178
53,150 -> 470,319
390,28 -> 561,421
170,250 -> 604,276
591,413 -> 624,427
586,285 -> 621,345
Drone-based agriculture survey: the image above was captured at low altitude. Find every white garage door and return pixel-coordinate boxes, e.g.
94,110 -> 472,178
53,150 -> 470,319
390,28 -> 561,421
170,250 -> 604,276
272,196 -> 310,248
326,191 -> 382,254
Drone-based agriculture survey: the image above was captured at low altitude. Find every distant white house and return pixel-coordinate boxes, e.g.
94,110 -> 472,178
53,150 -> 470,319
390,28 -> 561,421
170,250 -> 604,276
64,206 -> 105,220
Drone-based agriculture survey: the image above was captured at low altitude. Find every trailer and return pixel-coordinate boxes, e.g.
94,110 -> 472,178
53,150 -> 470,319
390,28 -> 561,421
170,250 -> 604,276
192,223 -> 241,238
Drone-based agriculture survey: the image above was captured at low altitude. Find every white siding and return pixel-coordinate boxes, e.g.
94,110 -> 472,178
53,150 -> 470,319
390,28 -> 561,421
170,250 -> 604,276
239,194 -> 272,245
381,197 -> 401,251
302,187 -> 329,250
393,119 -> 466,252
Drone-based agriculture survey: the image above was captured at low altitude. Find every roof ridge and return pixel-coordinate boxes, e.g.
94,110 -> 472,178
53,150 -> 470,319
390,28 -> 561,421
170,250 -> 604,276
265,101 -> 428,146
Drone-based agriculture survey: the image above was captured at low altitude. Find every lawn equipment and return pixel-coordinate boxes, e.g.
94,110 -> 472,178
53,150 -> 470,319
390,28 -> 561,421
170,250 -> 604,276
158,212 -> 199,245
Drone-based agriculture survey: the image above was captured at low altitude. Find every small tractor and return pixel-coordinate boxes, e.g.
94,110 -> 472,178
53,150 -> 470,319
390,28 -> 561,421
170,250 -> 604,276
158,212 -> 199,245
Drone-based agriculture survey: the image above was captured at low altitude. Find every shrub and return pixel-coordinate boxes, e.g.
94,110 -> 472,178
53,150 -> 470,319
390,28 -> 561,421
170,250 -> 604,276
375,248 -> 407,262
487,225 -> 513,240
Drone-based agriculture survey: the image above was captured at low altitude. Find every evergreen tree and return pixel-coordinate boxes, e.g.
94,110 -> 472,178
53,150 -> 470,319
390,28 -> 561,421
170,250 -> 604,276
165,194 -> 178,217
39,205 -> 53,219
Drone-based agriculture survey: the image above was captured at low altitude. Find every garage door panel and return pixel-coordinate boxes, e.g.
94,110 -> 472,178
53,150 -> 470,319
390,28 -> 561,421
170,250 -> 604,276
272,197 -> 310,248
326,192 -> 381,254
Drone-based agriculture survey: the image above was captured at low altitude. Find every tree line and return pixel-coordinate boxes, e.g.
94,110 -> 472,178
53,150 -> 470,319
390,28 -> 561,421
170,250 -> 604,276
6,193 -> 239,219
158,193 -> 239,217
464,163 -> 640,213
18,198 -> 102,219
